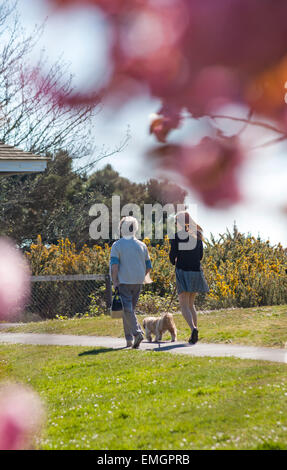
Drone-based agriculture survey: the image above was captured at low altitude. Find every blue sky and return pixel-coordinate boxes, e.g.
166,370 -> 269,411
17,0 -> 287,245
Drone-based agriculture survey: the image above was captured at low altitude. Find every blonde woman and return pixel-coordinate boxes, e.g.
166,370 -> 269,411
169,211 -> 209,344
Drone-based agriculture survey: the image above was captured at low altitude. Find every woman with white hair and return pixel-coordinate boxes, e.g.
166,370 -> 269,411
110,216 -> 152,349
169,211 -> 209,344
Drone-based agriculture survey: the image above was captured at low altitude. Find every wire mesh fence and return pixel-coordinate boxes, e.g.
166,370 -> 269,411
25,274 -> 112,320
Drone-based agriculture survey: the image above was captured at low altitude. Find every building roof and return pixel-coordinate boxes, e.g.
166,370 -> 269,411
0,142 -> 49,175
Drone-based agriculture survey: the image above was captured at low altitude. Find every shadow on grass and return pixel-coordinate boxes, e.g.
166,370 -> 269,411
78,347 -> 127,356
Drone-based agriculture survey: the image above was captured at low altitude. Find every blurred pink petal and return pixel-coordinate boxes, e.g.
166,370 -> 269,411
35,0 -> 287,212
149,136 -> 244,207
0,238 -> 30,321
41,1 -> 188,107
183,0 -> 287,76
185,67 -> 241,118
0,383 -> 45,450
43,0 -> 287,109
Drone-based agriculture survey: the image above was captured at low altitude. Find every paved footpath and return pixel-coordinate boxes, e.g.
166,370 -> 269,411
0,328 -> 286,363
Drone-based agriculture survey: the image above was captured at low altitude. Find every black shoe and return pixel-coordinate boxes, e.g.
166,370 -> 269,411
189,328 -> 198,344
132,333 -> 144,349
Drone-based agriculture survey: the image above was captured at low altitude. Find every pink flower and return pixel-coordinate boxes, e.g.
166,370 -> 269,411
182,0 -> 287,76
185,66 -> 241,118
43,0 -> 287,114
43,1 -> 189,107
40,0 -> 287,200
0,238 -> 30,321
0,383 -> 45,450
149,136 -> 244,207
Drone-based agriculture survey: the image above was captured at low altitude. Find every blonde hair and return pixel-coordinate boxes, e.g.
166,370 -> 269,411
175,211 -> 203,241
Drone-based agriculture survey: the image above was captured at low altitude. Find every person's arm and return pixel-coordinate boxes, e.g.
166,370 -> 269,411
145,246 -> 152,274
111,263 -> 119,288
145,260 -> 152,275
169,237 -> 178,265
199,239 -> 203,261
110,243 -> 120,288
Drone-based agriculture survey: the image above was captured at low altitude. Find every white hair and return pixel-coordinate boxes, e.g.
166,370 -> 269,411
119,216 -> 139,237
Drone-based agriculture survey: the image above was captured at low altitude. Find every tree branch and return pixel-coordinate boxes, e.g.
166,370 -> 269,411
210,113 -> 287,136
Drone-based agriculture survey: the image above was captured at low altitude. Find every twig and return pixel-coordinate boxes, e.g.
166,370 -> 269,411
210,113 -> 287,136
250,135 -> 287,150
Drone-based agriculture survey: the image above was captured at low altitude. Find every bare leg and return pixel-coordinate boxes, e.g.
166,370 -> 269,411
188,292 -> 198,329
178,292 -> 195,332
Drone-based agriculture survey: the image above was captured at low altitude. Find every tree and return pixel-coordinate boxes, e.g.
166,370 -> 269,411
145,179 -> 187,208
0,1 -> 96,159
87,165 -> 188,243
0,152 -> 81,244
0,1 -> 130,166
0,160 -> 187,247
0,1 -> 132,246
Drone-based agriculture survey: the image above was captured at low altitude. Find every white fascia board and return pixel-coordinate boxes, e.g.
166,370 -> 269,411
0,159 -> 47,173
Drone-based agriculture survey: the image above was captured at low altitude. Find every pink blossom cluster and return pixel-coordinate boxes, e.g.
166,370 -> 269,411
43,0 -> 287,205
0,238 -> 30,321
0,239 -> 45,450
0,383 -> 45,450
149,136 -> 243,207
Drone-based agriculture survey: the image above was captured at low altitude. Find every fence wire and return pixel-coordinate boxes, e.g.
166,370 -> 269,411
25,274 -> 112,320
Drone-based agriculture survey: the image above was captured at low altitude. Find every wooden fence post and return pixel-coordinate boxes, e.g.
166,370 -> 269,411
105,274 -> 113,310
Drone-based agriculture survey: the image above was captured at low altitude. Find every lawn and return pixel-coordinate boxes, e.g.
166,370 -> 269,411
0,343 -> 286,450
3,304 -> 287,348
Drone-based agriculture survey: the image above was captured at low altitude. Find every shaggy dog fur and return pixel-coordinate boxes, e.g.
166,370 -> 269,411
142,313 -> 177,342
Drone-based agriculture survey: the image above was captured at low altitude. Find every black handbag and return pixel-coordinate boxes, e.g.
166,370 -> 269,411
110,287 -> 123,319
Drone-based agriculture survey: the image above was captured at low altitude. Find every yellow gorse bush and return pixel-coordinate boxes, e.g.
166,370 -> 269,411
26,235 -> 110,275
202,229 -> 287,309
25,228 -> 287,310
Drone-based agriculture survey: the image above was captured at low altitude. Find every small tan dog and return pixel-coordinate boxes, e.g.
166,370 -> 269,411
142,313 -> 177,343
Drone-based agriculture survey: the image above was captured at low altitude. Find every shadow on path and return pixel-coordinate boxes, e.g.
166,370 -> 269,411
151,342 -> 191,352
78,347 -> 127,357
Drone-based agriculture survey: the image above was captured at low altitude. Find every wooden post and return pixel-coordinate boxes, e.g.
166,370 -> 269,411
105,274 -> 113,311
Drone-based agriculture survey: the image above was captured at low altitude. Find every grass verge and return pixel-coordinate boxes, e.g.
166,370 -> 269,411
2,304 -> 287,348
0,343 -> 286,450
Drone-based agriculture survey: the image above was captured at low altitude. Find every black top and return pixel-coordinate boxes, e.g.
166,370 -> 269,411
169,230 -> 203,271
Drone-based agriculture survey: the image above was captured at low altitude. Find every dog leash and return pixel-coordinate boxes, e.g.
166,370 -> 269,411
162,283 -> 177,315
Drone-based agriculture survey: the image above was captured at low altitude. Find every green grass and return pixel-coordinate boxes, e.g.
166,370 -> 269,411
0,343 -> 286,450
3,304 -> 287,348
